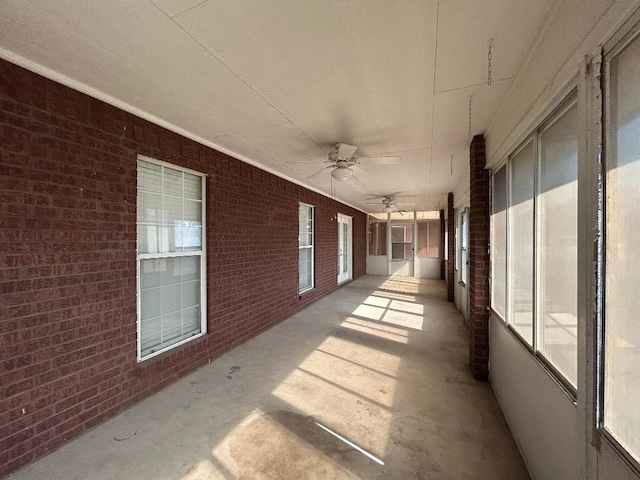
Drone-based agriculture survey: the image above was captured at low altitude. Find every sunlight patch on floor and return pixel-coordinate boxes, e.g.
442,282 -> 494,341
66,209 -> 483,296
352,304 -> 385,321
343,317 -> 410,337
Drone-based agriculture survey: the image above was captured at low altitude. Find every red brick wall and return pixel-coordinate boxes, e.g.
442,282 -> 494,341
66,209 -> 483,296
468,135 -> 490,381
446,192 -> 455,302
0,59 -> 366,476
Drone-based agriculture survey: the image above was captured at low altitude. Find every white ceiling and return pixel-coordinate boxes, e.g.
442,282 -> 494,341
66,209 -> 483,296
0,0 -> 555,213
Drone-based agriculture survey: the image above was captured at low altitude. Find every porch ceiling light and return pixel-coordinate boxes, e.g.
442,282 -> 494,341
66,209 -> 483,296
331,167 -> 353,182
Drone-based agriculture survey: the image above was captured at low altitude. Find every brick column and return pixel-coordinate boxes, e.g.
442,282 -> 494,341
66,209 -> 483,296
446,193 -> 455,302
468,134 -> 490,381
440,209 -> 445,280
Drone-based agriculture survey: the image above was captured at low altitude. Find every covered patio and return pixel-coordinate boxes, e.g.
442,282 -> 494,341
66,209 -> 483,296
9,275 -> 528,480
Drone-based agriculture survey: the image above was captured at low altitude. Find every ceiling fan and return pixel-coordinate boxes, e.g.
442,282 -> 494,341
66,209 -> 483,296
292,143 -> 400,182
367,195 -> 413,213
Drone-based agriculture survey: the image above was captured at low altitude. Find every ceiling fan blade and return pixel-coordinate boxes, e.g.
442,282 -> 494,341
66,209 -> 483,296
358,156 -> 401,165
337,143 -> 358,160
351,173 -> 371,190
286,160 -> 329,164
353,163 -> 370,177
305,166 -> 332,180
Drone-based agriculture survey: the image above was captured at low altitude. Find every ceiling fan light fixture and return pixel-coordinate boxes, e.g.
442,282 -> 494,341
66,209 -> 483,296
384,205 -> 394,213
331,167 -> 353,182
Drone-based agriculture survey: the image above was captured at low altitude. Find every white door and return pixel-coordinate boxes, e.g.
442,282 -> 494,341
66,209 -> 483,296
337,214 -> 352,284
389,223 -> 414,276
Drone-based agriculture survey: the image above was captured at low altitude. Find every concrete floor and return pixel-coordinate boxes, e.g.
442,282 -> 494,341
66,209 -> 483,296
8,275 -> 530,480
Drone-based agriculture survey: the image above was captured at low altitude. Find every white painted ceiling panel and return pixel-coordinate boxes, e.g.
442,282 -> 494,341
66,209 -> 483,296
0,0 -> 561,212
435,0 -> 554,92
175,0 -> 437,157
0,0 -> 286,137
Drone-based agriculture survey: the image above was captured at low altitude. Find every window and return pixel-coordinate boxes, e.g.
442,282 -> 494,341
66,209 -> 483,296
417,220 -> 440,258
136,157 -> 206,361
298,203 -> 314,293
604,30 -> 640,463
460,210 -> 469,285
508,139 -> 535,345
491,166 -> 507,318
495,94 -> 578,390
368,214 -> 387,256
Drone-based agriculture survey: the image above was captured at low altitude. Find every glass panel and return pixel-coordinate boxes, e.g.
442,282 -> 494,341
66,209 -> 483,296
183,306 -> 200,334
140,317 -> 161,353
182,280 -> 200,308
508,141 -> 535,345
427,220 -> 440,258
138,161 -> 162,192
341,222 -> 349,274
461,212 -> 468,285
538,102 -> 578,387
492,166 -> 507,318
138,225 -> 160,254
299,247 -> 312,291
140,286 -> 161,319
138,192 -> 162,224
163,168 -> 183,197
417,223 -> 428,257
183,173 -> 201,200
299,205 -> 313,247
368,222 -> 387,256
605,34 -> 640,462
139,255 -> 203,357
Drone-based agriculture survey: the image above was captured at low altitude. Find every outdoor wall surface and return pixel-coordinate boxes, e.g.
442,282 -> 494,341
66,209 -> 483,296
0,59 -> 366,476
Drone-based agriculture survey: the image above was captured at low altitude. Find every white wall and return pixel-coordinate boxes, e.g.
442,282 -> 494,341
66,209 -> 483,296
490,314 -> 581,480
366,255 -> 388,275
415,257 -> 440,278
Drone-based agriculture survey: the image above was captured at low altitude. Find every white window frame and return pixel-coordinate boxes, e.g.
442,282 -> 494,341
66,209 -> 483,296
298,203 -> 315,294
460,209 -> 469,285
136,155 -> 207,362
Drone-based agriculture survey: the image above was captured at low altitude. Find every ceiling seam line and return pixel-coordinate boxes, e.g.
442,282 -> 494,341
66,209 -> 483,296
428,0 -> 440,187
166,15 -> 326,152
435,77 -> 514,95
212,122 -> 293,140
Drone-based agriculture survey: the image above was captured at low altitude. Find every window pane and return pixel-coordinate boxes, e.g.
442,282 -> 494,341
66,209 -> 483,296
368,222 -> 387,256
427,220 -> 440,258
184,173 -> 201,200
298,204 -> 314,292
461,212 -> 468,285
139,256 -> 202,357
605,34 -> 640,462
538,102 -> 578,387
508,141 -> 535,345
492,166 -> 507,318
299,247 -> 312,291
417,223 -> 428,257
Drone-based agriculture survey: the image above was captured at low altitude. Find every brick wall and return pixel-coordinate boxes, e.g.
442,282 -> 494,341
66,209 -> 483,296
0,59 -> 366,476
446,193 -> 455,302
468,135 -> 490,381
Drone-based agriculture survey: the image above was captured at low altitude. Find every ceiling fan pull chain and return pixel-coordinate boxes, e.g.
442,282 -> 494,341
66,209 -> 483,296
468,94 -> 473,142
487,38 -> 494,86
